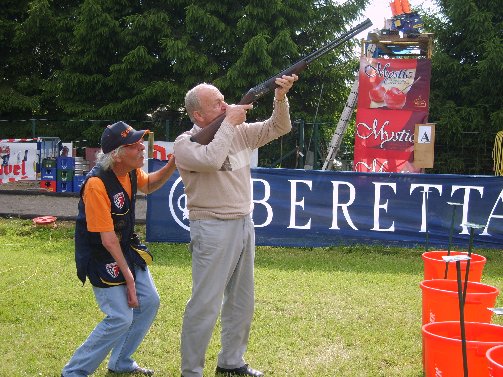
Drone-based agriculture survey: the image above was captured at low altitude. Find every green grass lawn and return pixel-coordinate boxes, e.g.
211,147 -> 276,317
0,218 -> 501,376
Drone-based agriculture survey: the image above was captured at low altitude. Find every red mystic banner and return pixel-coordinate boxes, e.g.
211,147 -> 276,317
357,57 -> 431,111
353,108 -> 428,173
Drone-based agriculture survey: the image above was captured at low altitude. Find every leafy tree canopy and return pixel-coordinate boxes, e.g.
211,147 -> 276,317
1,0 -> 369,123
423,0 -> 502,173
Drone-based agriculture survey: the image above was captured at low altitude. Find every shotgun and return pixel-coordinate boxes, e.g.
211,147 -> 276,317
190,18 -> 373,145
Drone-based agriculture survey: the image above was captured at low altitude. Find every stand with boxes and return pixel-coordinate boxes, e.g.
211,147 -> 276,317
40,157 -> 82,193
73,173 -> 85,193
72,156 -> 88,193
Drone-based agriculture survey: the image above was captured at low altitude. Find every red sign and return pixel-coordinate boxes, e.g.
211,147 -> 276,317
353,108 -> 428,173
357,57 -> 431,111
354,57 -> 432,173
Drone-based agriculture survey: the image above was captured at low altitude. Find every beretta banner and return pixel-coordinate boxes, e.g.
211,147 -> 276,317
146,159 -> 503,249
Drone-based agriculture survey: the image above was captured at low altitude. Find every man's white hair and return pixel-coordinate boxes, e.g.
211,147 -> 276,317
95,145 -> 126,170
185,83 -> 215,123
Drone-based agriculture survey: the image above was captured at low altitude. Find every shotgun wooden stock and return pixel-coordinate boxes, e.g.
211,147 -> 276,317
190,18 -> 372,145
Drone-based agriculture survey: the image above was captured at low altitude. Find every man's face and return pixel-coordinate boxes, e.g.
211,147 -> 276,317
195,86 -> 227,127
122,141 -> 145,169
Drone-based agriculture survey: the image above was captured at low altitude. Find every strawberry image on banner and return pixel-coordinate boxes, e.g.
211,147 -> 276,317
354,108 -> 428,173
357,57 -> 431,112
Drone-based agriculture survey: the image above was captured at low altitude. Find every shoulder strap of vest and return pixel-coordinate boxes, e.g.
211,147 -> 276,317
130,169 -> 137,196
79,165 -> 101,198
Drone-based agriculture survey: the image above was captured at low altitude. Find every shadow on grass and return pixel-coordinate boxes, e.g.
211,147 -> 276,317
6,219 -> 501,279
148,241 -> 502,279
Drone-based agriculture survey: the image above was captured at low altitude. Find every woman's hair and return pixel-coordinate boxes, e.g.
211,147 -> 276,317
95,145 -> 126,170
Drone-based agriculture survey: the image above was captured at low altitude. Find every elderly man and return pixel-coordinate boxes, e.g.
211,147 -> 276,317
174,74 -> 298,377
62,121 -> 176,377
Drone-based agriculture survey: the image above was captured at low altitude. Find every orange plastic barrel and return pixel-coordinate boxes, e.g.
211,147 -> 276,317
420,279 -> 499,325
487,345 -> 503,377
393,0 -> 404,14
401,0 -> 411,13
422,250 -> 486,281
389,1 -> 397,16
422,321 -> 503,377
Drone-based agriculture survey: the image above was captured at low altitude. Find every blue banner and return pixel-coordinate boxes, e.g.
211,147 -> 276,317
146,159 -> 503,249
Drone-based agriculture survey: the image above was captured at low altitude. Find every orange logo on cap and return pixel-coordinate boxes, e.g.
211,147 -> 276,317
121,126 -> 134,138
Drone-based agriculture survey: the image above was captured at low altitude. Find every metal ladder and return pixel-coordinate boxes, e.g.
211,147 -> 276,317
322,43 -> 377,170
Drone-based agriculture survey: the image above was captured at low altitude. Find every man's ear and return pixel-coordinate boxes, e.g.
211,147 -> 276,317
193,111 -> 203,124
111,149 -> 122,163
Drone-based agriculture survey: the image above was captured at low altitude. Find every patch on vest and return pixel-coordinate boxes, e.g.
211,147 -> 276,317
113,192 -> 125,209
106,262 -> 120,278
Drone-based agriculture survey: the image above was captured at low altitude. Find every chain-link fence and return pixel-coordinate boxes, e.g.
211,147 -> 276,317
431,131 -> 496,175
259,119 -> 354,170
0,118 -> 191,156
0,119 -> 496,174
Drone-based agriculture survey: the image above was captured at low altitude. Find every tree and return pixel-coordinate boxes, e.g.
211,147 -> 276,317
49,0 -> 179,120
159,0 -> 367,120
423,0 -> 503,174
0,0 -> 80,118
49,0 -> 368,120
157,0 -> 369,166
0,0 -> 34,117
1,0 -> 370,165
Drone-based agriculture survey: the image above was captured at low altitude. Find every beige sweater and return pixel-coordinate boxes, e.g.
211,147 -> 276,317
174,97 -> 292,220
